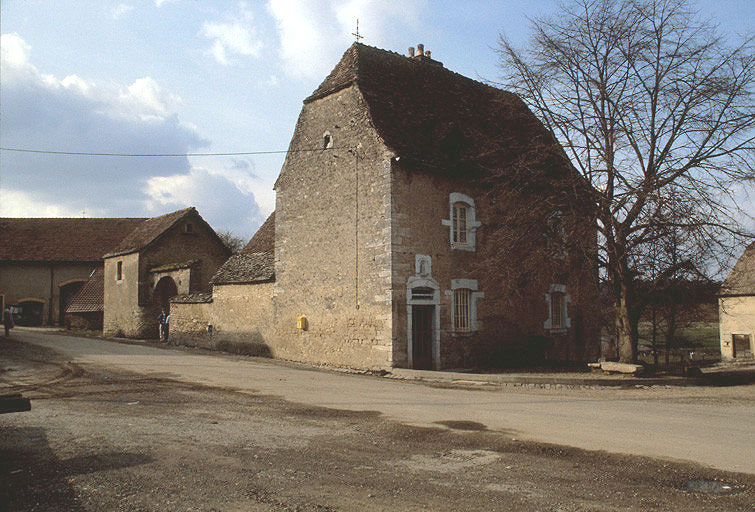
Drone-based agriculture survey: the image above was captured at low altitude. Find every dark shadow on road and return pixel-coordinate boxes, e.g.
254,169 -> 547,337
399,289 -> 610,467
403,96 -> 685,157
0,427 -> 152,511
434,420 -> 488,431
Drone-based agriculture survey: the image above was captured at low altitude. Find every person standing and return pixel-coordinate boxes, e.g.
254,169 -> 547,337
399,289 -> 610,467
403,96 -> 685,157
157,309 -> 167,341
4,306 -> 15,337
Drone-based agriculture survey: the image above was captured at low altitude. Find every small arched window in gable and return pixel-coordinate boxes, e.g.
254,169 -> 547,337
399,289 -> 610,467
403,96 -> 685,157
322,131 -> 333,149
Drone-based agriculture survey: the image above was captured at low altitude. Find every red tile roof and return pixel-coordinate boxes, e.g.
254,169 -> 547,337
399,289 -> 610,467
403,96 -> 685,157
65,268 -> 104,313
106,207 -> 196,257
0,217 -> 146,262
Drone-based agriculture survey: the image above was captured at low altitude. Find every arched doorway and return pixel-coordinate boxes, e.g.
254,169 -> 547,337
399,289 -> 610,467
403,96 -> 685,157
17,299 -> 45,326
59,280 -> 86,325
153,276 -> 178,314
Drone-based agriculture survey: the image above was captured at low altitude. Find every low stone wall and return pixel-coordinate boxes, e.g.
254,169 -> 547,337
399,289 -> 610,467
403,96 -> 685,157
170,282 -> 275,357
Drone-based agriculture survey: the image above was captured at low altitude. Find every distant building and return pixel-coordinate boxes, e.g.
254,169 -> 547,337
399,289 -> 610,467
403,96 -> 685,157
0,217 -> 145,326
719,241 -> 755,360
103,207 -> 231,338
170,43 -> 600,370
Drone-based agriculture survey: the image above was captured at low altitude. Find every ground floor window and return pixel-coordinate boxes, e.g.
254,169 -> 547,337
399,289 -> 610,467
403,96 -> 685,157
544,284 -> 570,333
454,288 -> 471,333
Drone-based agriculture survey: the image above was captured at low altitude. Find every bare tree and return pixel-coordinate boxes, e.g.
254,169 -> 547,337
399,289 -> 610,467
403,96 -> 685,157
217,230 -> 245,254
498,0 -> 754,362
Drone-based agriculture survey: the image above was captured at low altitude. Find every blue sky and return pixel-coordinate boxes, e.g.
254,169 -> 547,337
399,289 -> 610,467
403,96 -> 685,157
1,0 -> 753,239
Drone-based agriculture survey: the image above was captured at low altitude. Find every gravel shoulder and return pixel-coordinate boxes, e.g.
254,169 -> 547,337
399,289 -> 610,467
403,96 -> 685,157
2,336 -> 754,511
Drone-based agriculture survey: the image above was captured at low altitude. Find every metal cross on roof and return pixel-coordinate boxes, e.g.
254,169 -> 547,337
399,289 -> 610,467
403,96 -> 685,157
352,19 -> 363,43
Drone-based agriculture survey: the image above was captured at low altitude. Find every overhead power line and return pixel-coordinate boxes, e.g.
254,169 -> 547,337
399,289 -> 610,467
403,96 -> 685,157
0,146 -> 351,157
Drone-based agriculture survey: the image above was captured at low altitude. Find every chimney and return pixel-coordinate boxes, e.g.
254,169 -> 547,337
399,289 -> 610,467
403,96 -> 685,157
408,46 -> 415,57
424,50 -> 431,59
417,43 -> 424,55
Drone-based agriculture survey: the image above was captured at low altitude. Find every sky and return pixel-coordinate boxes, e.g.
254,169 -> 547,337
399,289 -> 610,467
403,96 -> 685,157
1,0 -> 753,240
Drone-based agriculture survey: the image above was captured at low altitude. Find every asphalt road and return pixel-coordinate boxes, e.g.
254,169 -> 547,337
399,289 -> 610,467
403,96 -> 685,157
7,329 -> 755,474
2,332 -> 754,511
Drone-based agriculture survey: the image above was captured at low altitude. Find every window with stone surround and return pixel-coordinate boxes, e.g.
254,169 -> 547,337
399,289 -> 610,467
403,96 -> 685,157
544,284 -> 570,333
453,288 -> 471,332
442,193 -> 481,251
446,279 -> 484,334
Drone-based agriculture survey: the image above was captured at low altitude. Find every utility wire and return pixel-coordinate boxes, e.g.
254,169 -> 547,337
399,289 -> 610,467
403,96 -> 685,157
0,146 -> 351,157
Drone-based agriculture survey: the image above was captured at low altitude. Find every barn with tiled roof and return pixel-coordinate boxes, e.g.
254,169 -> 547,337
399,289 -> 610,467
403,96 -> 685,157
719,241 -> 755,359
0,217 -> 144,326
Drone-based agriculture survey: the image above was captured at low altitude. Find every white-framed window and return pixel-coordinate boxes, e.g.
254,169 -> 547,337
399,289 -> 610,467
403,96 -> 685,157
446,279 -> 484,334
453,288 -> 471,332
544,284 -> 570,333
442,193 -> 481,251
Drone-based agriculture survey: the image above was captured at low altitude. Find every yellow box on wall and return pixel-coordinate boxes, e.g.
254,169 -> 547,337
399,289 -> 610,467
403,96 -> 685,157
296,315 -> 307,330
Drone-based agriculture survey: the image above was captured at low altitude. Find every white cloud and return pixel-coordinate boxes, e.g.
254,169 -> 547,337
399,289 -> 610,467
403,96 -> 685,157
155,0 -> 179,6
266,0 -> 426,78
0,190 -> 105,217
1,32 -> 32,67
0,32 -> 266,239
200,4 -> 262,65
112,3 -> 134,19
145,166 -> 265,236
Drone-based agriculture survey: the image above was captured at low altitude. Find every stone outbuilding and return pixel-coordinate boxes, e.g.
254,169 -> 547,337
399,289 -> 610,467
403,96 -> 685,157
0,217 -> 145,326
170,42 -> 600,370
103,207 -> 231,338
719,241 -> 755,360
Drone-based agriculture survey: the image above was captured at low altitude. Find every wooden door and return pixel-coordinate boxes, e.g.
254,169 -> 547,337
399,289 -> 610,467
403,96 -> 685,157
733,334 -> 752,358
412,305 -> 434,370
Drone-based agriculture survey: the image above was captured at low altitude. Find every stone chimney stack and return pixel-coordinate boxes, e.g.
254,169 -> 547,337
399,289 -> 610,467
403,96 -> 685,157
417,43 -> 424,55
408,46 -> 415,57
425,50 -> 431,59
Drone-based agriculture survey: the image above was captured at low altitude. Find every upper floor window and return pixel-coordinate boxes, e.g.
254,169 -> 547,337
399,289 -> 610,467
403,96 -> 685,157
323,131 -> 333,149
116,261 -> 123,281
453,202 -> 469,246
442,192 -> 481,251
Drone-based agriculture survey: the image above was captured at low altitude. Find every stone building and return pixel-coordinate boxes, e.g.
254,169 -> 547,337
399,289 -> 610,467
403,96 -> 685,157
719,241 -> 755,360
0,217 -> 144,326
103,207 -> 231,338
170,43 -> 600,370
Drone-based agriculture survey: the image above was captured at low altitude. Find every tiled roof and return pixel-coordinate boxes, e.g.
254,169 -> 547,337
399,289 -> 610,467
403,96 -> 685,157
305,43 -> 564,176
241,212 -> 274,254
720,241 -> 755,296
105,207 -> 215,258
0,217 -> 146,262
210,252 -> 274,285
65,268 -> 104,313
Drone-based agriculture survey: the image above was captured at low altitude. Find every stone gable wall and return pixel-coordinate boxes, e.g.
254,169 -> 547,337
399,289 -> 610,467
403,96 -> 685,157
272,85 -> 394,369
103,252 -> 142,336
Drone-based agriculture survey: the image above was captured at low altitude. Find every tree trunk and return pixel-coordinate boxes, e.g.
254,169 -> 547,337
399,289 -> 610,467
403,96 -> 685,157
615,279 -> 637,363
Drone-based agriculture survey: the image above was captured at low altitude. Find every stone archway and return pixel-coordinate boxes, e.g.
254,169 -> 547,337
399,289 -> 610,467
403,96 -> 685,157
153,276 -> 178,314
